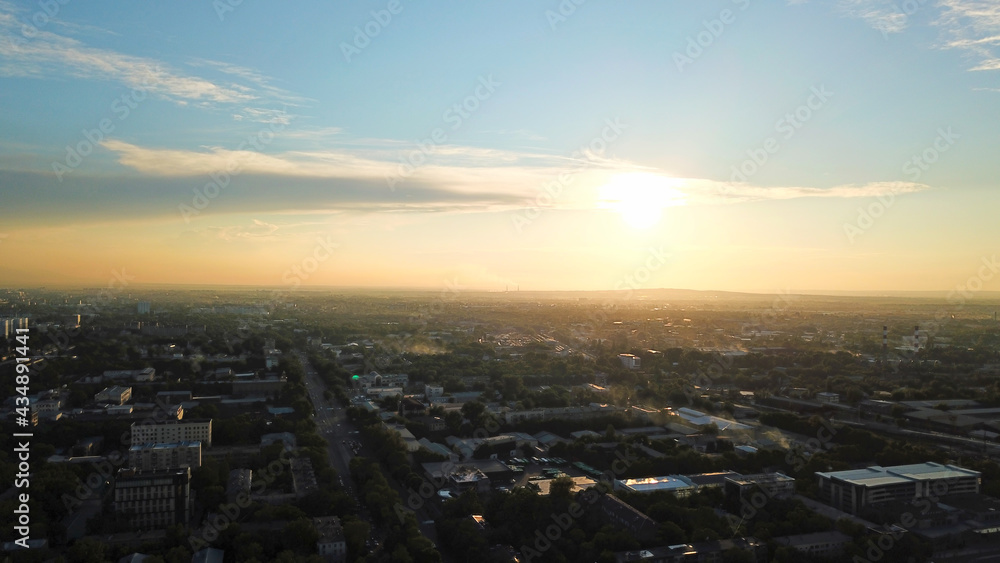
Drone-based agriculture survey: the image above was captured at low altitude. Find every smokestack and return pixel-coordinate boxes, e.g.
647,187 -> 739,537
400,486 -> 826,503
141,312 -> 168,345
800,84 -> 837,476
882,325 -> 888,358
914,325 -> 920,351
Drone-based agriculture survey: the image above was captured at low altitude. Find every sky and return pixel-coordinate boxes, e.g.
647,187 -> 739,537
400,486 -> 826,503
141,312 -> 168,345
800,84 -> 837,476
0,0 -> 998,293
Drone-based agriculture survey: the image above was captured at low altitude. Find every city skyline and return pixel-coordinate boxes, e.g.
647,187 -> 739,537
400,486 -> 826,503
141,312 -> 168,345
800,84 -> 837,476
1,1 -> 998,293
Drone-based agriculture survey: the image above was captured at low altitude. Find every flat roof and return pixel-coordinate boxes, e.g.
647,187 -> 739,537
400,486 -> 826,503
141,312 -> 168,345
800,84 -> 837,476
619,475 -> 695,492
818,462 -> 980,487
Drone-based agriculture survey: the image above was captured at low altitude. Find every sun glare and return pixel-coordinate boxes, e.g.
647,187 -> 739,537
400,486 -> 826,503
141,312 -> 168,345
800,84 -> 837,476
597,172 -> 688,228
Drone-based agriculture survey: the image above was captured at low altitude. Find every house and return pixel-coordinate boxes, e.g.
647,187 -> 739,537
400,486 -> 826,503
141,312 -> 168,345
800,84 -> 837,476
315,516 -> 347,561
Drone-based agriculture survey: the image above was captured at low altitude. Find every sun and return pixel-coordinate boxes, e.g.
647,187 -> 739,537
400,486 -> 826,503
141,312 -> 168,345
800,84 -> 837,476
597,172 -> 688,228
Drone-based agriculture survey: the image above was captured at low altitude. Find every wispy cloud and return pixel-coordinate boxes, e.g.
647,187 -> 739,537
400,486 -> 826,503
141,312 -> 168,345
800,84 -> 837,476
683,179 -> 930,205
0,3 -> 298,119
937,0 -> 1000,71
200,219 -> 280,242
837,0 -> 910,35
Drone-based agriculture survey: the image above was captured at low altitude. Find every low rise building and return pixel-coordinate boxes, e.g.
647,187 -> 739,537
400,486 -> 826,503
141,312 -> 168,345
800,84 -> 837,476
96,386 -> 132,405
315,516 -> 347,561
615,476 -> 697,497
774,531 -> 851,558
504,403 -> 622,424
618,353 -> 641,369
725,472 -> 796,502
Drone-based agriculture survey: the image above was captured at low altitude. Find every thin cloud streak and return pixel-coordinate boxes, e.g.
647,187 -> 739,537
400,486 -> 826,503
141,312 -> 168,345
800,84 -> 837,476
0,4 -> 300,119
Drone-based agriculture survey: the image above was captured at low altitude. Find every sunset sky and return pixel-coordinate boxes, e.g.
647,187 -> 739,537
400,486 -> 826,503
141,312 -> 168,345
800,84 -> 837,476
1,0 -> 998,293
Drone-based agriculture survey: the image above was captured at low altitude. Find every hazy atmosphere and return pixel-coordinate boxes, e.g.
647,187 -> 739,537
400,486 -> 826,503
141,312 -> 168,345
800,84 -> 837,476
1,1 -> 998,292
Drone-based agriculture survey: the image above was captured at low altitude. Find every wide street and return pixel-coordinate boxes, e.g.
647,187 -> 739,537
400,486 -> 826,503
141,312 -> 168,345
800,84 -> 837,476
295,352 -> 446,558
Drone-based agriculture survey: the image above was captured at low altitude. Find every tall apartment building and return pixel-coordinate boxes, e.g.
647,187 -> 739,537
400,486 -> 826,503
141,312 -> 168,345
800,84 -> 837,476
130,419 -> 212,447
113,468 -> 191,529
128,441 -> 202,471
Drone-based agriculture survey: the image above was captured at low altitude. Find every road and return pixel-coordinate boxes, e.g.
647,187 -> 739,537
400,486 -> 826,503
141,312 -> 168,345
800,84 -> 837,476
296,352 -> 446,559
297,351 -> 360,498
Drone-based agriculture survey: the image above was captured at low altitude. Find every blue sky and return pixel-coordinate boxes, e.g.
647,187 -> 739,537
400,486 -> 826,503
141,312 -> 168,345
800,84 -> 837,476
0,0 -> 998,292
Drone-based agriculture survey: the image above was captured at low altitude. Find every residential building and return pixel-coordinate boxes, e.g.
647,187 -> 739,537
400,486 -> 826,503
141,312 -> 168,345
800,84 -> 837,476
618,353 -> 641,369
113,468 -> 191,529
128,441 -> 201,471
504,403 -> 622,424
815,391 -> 840,403
130,419 -> 212,447
231,374 -> 286,397
104,368 -> 156,382
424,384 -> 444,398
96,386 -> 132,405
315,516 -> 347,561
354,371 -> 409,390
774,531 -> 852,559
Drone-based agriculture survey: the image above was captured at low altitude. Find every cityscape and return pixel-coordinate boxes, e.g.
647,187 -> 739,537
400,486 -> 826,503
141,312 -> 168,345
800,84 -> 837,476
2,1 -> 1000,563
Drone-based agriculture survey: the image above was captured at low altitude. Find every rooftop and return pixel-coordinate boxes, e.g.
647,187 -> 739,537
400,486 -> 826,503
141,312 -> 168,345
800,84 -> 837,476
618,475 -> 696,493
817,462 -> 980,487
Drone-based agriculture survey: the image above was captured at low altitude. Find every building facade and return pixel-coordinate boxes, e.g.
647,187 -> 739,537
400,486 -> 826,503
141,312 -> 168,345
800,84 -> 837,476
95,386 -> 132,405
816,462 -> 981,514
130,419 -> 213,447
113,468 -> 191,529
128,441 -> 202,471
